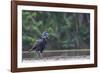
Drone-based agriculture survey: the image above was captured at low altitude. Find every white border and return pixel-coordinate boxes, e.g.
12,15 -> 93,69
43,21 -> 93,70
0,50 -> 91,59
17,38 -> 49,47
17,5 -> 94,68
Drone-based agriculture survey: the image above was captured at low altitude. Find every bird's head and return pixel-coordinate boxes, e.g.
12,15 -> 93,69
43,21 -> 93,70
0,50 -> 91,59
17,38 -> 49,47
41,31 -> 49,40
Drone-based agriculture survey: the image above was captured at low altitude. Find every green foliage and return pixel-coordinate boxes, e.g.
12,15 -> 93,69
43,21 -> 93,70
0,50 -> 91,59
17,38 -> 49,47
22,10 -> 90,51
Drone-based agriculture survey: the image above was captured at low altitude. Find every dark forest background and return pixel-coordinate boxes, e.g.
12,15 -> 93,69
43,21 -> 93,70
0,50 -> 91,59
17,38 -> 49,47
22,10 -> 90,51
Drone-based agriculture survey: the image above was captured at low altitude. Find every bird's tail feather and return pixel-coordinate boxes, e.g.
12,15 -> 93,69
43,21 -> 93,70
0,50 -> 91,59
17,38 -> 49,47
29,46 -> 36,52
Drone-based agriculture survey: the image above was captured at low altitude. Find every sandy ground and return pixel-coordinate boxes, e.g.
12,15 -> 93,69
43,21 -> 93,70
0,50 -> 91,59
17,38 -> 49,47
23,55 -> 90,62
22,50 -> 90,62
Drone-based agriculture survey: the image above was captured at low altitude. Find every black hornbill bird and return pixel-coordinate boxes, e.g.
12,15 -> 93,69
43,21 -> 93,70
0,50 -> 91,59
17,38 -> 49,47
29,31 -> 49,58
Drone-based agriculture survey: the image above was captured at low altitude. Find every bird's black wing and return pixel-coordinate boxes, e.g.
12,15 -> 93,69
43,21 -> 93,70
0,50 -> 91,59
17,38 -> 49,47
29,39 -> 42,51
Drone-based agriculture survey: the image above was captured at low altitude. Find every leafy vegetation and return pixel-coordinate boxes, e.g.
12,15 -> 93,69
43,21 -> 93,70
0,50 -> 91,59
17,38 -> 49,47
22,10 -> 90,51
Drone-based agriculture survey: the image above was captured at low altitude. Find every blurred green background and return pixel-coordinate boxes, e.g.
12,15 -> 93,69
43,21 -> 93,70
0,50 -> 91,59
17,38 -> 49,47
22,10 -> 90,51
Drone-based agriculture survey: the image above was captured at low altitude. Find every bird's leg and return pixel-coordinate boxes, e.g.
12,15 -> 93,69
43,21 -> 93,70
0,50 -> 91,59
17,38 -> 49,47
35,51 -> 40,59
35,51 -> 43,59
39,52 -> 43,59
36,51 -> 43,59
